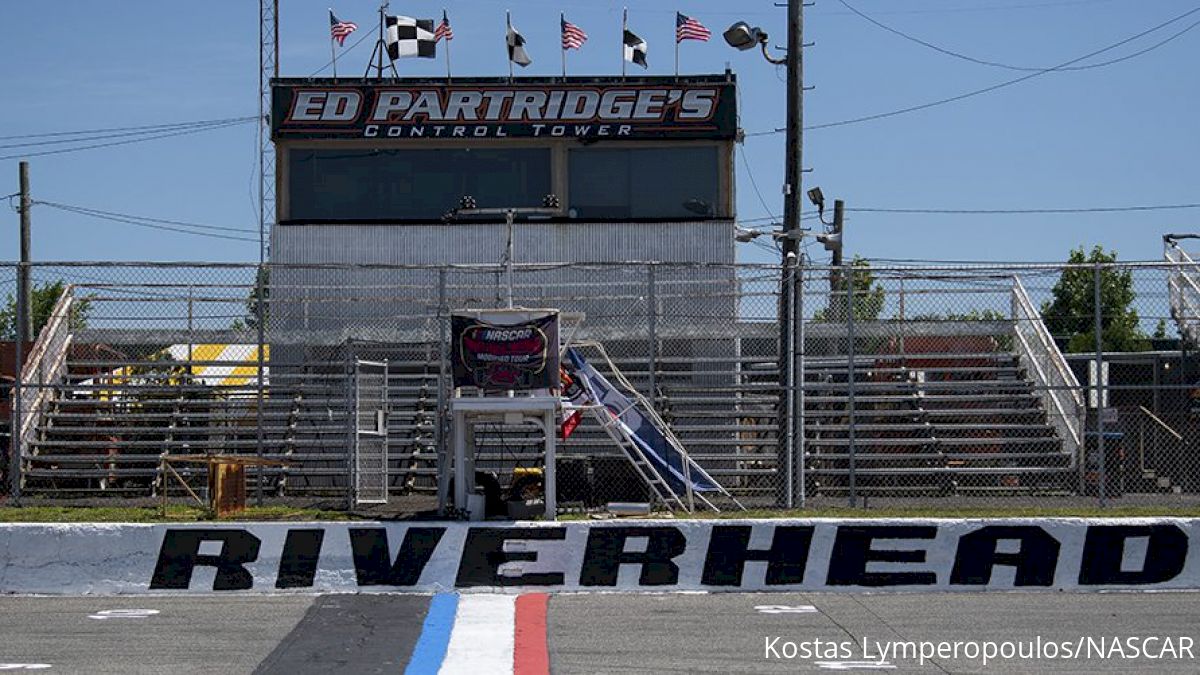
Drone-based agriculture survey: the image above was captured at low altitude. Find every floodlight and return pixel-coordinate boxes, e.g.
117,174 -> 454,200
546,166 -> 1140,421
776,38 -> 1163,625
815,230 -> 841,253
807,187 -> 825,212
723,22 -> 766,51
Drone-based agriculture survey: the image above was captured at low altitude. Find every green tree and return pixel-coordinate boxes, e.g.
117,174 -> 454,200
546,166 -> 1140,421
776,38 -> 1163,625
1040,245 -> 1148,353
1153,319 -> 1170,340
0,280 -> 92,340
814,256 -> 885,322
231,267 -> 269,332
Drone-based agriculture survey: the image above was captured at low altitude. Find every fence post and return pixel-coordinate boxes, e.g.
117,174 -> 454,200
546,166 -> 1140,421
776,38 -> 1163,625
647,265 -> 658,404
782,254 -> 792,506
255,264 -> 266,505
345,343 -> 355,510
778,255 -> 796,509
10,265 -> 25,502
1094,262 -> 1106,508
797,263 -> 806,509
846,260 -> 857,508
435,269 -> 450,515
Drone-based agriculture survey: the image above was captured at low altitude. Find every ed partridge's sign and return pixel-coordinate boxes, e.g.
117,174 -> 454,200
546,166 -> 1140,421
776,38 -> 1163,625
271,77 -> 737,140
0,519 -> 1198,594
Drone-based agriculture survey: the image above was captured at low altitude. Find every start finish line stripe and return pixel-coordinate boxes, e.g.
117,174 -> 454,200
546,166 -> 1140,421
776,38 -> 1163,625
441,594 -> 517,673
404,593 -> 458,675
514,593 -> 551,675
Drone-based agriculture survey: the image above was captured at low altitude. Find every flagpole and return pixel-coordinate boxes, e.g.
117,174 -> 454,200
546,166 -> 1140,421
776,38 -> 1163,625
444,9 -> 452,81
621,7 -> 627,78
331,36 -> 339,78
561,13 -> 567,79
674,20 -> 679,79
377,6 -> 385,77
507,10 -> 514,82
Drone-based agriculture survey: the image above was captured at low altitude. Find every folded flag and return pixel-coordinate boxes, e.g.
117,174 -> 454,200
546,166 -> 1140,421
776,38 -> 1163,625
675,13 -> 711,43
386,15 -> 436,60
623,29 -> 648,69
507,23 -> 532,66
329,10 -> 358,47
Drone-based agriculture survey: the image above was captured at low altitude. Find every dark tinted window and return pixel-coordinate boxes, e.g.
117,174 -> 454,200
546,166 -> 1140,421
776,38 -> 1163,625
568,146 -> 721,219
287,147 -> 552,220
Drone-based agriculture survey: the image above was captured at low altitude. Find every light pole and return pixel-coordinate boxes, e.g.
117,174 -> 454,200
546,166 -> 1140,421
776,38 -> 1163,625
725,4 -> 804,507
445,196 -> 560,309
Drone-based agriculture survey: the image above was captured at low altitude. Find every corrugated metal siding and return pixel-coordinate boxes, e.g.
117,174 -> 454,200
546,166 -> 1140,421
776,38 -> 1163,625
270,221 -> 734,265
267,221 -> 738,347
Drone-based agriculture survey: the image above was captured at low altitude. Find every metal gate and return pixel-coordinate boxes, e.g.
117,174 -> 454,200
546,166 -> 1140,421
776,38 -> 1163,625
353,359 -> 389,504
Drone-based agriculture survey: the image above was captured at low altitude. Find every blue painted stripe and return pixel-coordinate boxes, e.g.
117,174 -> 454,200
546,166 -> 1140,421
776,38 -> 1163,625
404,593 -> 459,675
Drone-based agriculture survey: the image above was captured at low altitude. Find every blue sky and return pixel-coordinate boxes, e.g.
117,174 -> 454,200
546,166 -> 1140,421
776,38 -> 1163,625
1,0 -> 1196,265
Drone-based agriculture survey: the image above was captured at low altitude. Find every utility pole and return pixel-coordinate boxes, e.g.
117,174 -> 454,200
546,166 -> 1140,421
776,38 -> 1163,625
828,199 -> 844,292
18,161 -> 32,343
775,0 -> 804,508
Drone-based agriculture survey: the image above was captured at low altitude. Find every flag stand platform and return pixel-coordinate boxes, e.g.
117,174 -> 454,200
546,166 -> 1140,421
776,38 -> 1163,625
446,395 -> 561,521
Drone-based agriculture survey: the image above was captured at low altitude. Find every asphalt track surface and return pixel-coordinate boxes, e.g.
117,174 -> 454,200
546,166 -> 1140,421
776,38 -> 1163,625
0,593 -> 1196,674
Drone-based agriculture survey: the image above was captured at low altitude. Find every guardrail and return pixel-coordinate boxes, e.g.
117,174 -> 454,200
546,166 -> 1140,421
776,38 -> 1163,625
1010,276 -> 1084,465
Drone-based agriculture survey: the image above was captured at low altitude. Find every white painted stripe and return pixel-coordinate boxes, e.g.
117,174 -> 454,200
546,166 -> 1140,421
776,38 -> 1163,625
439,594 -> 516,674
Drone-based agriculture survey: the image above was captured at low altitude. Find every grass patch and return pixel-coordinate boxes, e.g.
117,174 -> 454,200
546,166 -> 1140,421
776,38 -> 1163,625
0,505 -> 355,523
560,506 -> 1200,520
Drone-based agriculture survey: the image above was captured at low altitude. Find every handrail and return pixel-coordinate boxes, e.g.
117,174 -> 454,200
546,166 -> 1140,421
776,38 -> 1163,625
1136,405 -> 1183,441
1011,277 -> 1084,458
16,285 -> 75,456
1164,243 -> 1200,344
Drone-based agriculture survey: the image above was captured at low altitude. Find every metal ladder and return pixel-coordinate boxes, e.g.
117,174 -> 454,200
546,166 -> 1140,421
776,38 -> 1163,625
586,403 -> 690,512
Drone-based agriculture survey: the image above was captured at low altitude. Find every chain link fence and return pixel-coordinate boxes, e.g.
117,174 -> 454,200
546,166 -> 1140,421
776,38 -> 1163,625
3,258 -> 1200,513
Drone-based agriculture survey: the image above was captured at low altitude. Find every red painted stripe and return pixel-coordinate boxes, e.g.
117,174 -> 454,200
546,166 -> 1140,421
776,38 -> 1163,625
513,593 -> 550,675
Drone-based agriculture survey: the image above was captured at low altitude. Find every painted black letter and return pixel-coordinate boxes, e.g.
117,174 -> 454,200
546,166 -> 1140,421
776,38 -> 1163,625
950,526 -> 1060,586
455,527 -> 568,587
579,526 -> 687,586
276,529 -> 325,589
150,529 -> 261,591
702,525 -> 813,586
1079,524 -> 1188,585
826,526 -> 937,587
350,527 -> 445,586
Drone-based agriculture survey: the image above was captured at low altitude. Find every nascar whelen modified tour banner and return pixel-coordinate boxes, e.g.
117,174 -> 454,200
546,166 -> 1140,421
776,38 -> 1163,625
451,310 -> 560,390
271,76 -> 737,140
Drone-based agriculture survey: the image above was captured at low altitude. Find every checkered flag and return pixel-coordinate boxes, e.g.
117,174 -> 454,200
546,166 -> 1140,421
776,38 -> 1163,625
386,15 -> 436,60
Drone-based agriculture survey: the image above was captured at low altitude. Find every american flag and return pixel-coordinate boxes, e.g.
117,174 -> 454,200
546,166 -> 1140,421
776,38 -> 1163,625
675,12 -> 711,43
434,10 -> 453,42
329,10 -> 357,46
561,17 -> 587,51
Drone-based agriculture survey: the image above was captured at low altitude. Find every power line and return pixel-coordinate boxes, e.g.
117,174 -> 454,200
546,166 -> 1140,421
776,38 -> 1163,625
308,29 -> 374,76
745,5 -> 1200,136
837,0 -> 1200,73
0,118 -> 255,161
739,148 -> 779,227
37,201 -> 258,233
0,116 -> 256,145
818,0 -> 1124,15
38,201 -> 259,243
851,203 -> 1200,215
